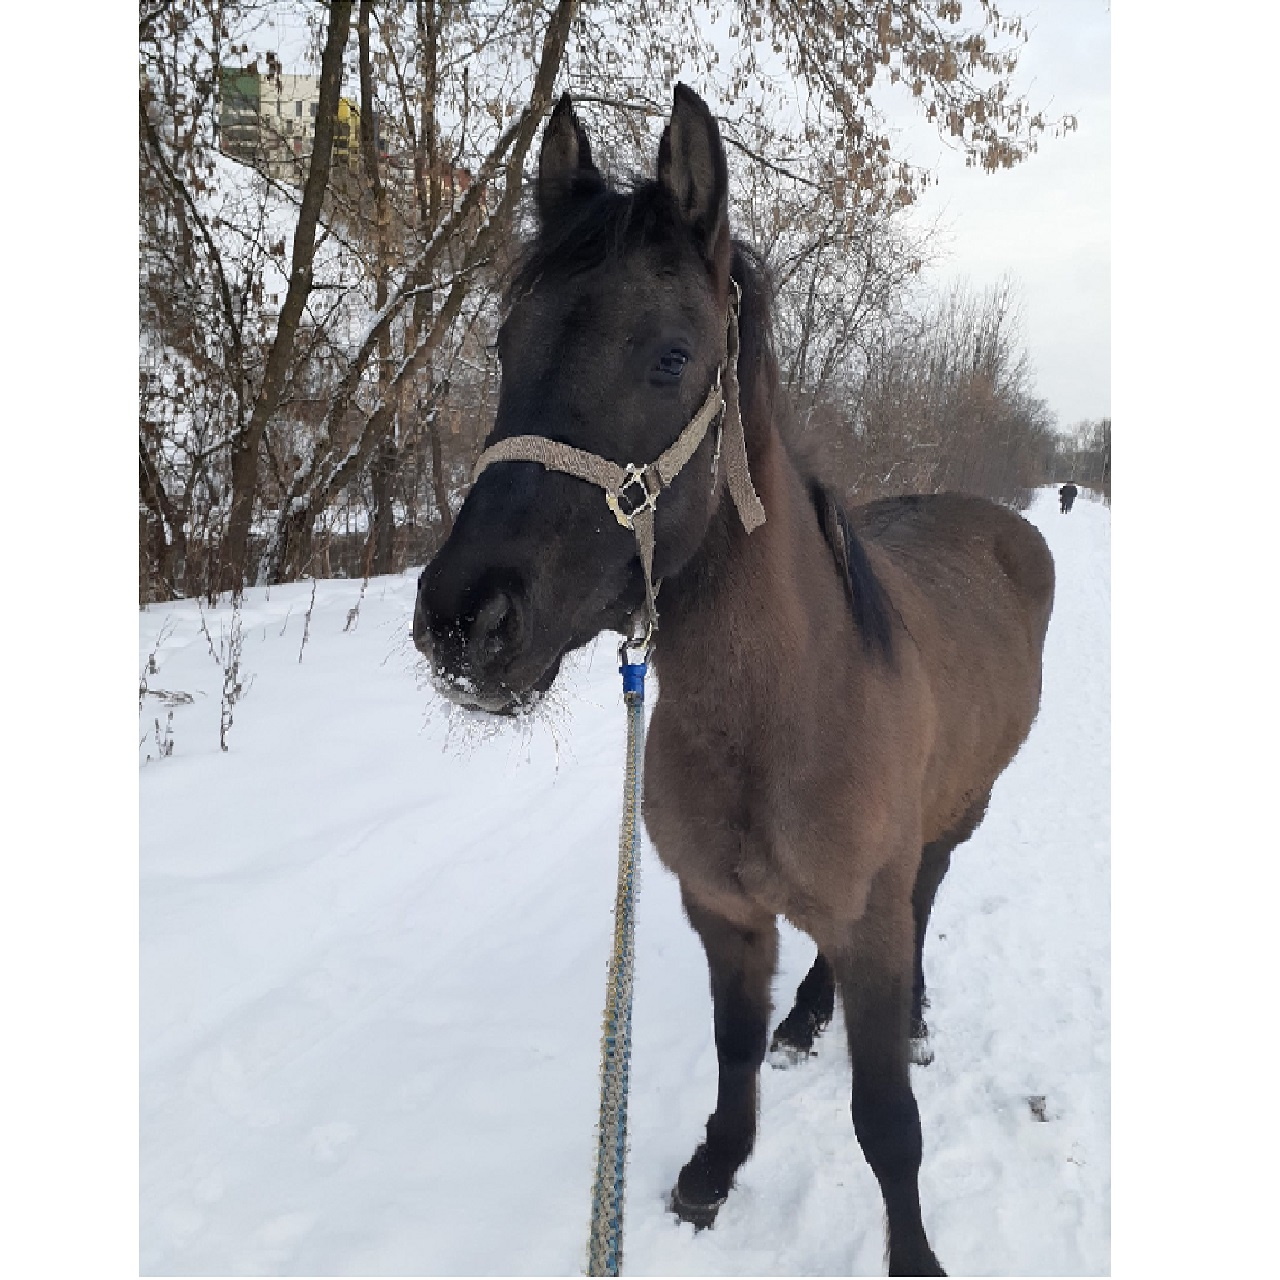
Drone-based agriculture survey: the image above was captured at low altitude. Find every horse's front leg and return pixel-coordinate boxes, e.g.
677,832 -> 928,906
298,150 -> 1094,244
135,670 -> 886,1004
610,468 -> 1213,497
670,889 -> 778,1228
832,856 -> 945,1277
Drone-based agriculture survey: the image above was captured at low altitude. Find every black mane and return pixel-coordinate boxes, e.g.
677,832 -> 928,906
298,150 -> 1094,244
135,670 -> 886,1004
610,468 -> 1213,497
730,246 -> 895,664
809,480 -> 896,664
733,249 -> 895,664
510,180 -> 682,302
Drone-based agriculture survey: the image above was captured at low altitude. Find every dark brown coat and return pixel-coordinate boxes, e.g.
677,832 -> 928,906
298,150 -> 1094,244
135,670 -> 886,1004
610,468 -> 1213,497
414,86 -> 1055,1276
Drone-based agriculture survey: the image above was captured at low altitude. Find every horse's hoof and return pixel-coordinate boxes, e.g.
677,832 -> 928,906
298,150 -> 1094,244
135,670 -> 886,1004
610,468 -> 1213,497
670,1142 -> 734,1230
669,1183 -> 726,1231
768,1012 -> 828,1066
767,1040 -> 810,1069
909,1016 -> 934,1066
909,1035 -> 935,1067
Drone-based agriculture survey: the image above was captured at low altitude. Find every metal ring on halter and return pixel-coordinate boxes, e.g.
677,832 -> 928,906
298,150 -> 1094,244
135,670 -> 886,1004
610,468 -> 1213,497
618,615 -> 654,666
605,464 -> 663,531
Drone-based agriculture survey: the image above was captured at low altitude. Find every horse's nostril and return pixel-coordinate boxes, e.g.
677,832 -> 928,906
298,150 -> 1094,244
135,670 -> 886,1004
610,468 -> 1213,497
471,589 -> 522,662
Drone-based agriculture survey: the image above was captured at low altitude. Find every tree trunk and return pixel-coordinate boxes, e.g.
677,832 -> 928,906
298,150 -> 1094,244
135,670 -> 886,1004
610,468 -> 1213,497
219,0 -> 355,595
414,0 -> 446,543
369,437 -> 398,573
428,408 -> 453,537
359,0 -> 398,577
260,0 -> 578,586
139,444 -> 188,599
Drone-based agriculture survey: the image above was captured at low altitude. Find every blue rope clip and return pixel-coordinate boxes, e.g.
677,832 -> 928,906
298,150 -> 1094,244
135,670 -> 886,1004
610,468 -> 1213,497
618,628 -> 651,700
620,659 -> 646,698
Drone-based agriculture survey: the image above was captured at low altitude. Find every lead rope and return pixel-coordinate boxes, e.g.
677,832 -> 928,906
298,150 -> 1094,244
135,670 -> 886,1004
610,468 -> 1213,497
585,642 -> 648,1277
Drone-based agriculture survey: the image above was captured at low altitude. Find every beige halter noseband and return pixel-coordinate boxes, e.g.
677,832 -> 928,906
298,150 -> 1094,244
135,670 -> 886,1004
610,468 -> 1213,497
471,280 -> 766,639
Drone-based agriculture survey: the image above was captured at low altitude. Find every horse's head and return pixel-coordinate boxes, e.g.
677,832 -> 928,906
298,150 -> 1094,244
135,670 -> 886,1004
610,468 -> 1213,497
414,85 -> 737,713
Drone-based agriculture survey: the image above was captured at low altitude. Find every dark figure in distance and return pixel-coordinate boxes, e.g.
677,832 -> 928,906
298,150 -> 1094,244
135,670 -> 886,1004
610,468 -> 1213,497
1059,483 -> 1078,514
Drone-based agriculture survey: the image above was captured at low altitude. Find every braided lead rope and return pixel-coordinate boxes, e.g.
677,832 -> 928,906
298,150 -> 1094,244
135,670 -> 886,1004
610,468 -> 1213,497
586,655 -> 647,1277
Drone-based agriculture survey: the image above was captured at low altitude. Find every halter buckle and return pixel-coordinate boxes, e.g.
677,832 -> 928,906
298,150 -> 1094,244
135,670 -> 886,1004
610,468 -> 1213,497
606,464 -> 662,530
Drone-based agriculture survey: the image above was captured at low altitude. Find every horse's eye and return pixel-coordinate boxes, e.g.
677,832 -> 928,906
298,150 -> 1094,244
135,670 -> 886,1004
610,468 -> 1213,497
655,349 -> 689,381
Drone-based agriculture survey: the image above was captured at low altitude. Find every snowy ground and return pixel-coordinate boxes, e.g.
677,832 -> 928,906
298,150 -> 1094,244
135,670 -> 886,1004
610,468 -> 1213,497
139,487 -> 1110,1276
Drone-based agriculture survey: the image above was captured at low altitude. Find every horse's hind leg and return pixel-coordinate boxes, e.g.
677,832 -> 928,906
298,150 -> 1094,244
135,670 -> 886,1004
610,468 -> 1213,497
833,861 -> 945,1277
769,951 -> 835,1064
670,892 -> 778,1229
909,841 -> 952,1065
911,791 -> 991,1065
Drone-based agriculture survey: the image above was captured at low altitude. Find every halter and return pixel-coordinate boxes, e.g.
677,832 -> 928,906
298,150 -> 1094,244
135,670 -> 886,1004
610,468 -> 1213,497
471,279 -> 767,644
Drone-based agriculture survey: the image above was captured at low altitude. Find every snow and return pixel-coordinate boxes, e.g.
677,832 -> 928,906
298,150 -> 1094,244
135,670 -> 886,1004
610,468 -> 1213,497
139,487 -> 1110,1275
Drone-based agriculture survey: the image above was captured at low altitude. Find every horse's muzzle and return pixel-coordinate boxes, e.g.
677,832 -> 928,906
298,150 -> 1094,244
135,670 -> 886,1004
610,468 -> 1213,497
413,566 -> 554,715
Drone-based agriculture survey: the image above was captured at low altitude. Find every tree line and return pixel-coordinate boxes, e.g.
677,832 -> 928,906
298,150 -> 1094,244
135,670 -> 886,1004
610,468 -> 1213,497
140,0 -> 1081,604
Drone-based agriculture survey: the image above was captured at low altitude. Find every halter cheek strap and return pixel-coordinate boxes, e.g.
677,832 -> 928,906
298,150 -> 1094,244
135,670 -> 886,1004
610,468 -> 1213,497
470,280 -> 766,635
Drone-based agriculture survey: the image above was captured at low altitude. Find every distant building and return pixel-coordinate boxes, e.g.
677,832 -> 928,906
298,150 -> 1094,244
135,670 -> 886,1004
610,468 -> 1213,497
216,64 -> 474,215
218,68 -> 261,163
333,97 -> 360,173
218,66 -> 362,183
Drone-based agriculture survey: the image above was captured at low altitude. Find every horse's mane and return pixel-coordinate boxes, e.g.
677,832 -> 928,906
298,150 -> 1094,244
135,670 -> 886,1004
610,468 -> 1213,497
732,244 -> 895,663
508,180 -> 678,302
509,181 -> 894,663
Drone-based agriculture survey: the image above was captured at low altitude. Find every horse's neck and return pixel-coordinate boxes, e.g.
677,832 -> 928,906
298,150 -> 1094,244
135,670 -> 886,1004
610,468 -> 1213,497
654,412 -> 825,708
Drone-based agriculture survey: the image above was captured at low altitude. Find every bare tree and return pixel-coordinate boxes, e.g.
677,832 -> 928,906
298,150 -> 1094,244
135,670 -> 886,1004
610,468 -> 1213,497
220,1 -> 355,594
1052,418 -> 1110,502
257,0 -> 580,585
141,0 -> 1073,601
832,279 -> 1058,508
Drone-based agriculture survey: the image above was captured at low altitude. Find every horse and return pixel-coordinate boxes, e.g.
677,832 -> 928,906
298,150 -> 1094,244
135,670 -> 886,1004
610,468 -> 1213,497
413,85 -> 1055,1277
1059,483 -> 1078,514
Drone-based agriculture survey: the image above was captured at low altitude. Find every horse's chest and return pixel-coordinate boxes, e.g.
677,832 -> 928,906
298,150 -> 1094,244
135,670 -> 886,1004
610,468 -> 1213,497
641,717 -> 856,928
645,706 -> 885,936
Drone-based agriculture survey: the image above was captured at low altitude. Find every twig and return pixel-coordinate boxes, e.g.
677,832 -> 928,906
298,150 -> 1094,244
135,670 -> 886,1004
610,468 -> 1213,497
299,578 -> 318,663
153,711 -> 175,759
345,531 -> 377,632
199,598 -> 251,750
143,688 -> 195,707
139,617 -> 176,709
218,600 -> 247,751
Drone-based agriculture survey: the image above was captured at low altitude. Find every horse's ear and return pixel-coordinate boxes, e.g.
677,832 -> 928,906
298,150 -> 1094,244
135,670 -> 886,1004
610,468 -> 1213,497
537,93 -> 603,226
657,84 -> 729,269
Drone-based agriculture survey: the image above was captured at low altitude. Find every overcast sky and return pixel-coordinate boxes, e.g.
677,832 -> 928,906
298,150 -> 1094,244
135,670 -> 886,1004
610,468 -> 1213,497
883,0 -> 1110,430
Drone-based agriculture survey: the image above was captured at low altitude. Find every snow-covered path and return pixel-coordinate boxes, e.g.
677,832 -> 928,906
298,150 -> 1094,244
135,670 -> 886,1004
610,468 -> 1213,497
139,487 -> 1110,1275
